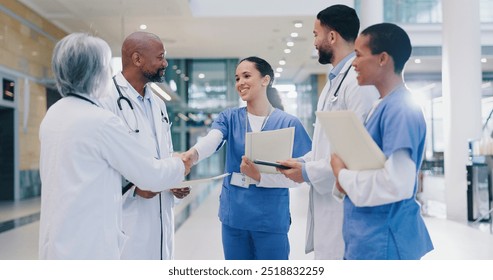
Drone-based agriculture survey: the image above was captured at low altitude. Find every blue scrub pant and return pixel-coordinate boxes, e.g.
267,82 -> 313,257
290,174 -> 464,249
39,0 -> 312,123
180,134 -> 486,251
221,223 -> 289,260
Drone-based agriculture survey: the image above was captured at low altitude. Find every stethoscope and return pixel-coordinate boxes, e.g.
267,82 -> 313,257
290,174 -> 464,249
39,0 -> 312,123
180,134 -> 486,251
113,76 -> 140,133
112,76 -> 171,133
322,64 -> 353,109
66,93 -> 99,106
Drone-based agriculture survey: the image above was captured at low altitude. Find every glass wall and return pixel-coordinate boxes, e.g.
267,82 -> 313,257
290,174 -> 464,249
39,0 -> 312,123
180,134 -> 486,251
164,58 -> 240,180
384,0 -> 442,24
295,75 -> 318,137
355,0 -> 493,23
188,59 -> 234,110
404,73 -> 493,174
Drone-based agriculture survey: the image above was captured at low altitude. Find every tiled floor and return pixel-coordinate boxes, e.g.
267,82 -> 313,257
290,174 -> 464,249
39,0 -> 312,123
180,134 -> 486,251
1,174 -> 493,260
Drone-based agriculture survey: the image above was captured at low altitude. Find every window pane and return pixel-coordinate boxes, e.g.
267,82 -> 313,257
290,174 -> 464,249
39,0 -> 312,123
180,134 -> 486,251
188,60 -> 228,109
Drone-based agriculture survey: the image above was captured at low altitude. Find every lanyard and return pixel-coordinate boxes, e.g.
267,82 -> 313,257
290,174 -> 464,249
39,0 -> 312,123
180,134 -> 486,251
244,106 -> 274,135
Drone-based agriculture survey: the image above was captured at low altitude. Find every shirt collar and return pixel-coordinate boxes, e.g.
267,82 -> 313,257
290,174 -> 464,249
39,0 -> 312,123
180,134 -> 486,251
328,52 -> 355,81
116,72 -> 151,101
138,87 -> 151,102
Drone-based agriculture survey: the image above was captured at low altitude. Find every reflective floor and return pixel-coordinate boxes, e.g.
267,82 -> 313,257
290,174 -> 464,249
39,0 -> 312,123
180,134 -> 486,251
1,175 -> 493,260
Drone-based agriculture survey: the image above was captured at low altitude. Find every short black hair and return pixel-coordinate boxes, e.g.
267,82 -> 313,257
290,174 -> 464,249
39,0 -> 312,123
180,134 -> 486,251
361,23 -> 412,74
317,5 -> 360,43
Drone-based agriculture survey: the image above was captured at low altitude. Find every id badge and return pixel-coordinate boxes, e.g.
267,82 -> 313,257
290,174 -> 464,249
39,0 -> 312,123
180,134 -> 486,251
230,172 -> 250,188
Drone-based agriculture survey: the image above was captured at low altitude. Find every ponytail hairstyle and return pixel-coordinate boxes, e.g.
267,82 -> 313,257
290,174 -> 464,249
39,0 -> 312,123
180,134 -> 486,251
239,56 -> 283,110
267,87 -> 284,111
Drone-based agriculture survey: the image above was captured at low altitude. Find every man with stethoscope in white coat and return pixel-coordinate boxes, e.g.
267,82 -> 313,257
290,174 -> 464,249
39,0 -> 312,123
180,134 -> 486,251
278,5 -> 379,259
100,32 -> 190,260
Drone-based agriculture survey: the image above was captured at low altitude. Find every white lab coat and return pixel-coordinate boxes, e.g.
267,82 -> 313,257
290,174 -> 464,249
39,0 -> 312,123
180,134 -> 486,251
99,73 -> 182,259
39,96 -> 184,260
301,57 -> 379,259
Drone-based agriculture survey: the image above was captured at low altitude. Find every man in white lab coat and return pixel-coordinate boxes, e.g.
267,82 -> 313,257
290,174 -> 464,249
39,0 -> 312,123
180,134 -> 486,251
39,33 -> 191,259
99,32 -> 190,260
278,5 -> 379,259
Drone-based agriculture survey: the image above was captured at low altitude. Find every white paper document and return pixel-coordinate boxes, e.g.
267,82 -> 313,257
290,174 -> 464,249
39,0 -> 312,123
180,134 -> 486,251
316,111 -> 386,170
245,127 -> 295,174
174,173 -> 230,188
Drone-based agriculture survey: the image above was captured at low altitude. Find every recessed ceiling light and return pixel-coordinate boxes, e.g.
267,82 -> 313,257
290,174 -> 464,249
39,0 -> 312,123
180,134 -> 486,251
294,21 -> 303,28
284,48 -> 291,54
279,59 -> 286,65
286,41 -> 294,47
275,73 -> 281,78
276,67 -> 283,73
414,58 -> 421,64
290,32 -> 298,38
139,24 -> 147,30
481,58 -> 487,63
198,73 -> 205,79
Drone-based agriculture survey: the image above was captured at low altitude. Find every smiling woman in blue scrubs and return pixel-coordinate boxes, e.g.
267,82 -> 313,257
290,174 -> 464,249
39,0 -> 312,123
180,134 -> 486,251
330,23 -> 433,260
183,56 -> 312,260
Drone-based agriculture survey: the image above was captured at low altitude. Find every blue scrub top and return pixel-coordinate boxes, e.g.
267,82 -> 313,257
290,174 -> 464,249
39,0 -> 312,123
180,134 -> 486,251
212,107 -> 312,234
343,86 -> 434,259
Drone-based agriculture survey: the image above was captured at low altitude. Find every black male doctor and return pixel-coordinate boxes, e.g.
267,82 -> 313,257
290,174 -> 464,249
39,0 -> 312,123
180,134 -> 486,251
100,31 -> 190,260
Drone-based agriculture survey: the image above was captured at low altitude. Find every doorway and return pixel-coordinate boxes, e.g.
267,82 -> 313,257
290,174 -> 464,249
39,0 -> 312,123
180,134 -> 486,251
0,106 -> 15,200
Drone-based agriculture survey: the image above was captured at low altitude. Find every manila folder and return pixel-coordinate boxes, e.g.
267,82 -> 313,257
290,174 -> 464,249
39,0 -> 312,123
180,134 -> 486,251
245,127 -> 294,174
316,111 -> 386,170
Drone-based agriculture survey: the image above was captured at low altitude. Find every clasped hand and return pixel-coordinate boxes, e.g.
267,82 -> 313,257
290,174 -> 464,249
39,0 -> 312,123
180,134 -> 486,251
173,152 -> 193,176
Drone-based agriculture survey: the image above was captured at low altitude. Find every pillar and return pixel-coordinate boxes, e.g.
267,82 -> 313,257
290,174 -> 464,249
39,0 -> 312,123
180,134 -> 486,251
442,0 -> 482,222
359,0 -> 383,30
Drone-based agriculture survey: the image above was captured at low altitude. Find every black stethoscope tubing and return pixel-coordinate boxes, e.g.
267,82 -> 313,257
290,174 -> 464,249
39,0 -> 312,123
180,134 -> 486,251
113,76 -> 140,133
322,64 -> 353,109
66,93 -> 99,106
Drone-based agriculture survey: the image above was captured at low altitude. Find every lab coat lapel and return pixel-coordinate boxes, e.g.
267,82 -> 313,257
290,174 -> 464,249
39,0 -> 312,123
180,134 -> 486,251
150,94 -> 165,158
318,58 -> 354,111
114,73 -> 146,113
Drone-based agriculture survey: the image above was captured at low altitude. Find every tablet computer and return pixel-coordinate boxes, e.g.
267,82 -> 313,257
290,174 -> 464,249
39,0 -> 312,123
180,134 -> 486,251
253,159 -> 291,170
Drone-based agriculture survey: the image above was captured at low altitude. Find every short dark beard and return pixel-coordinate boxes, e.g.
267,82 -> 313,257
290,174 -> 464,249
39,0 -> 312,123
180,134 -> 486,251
143,68 -> 166,83
318,49 -> 333,65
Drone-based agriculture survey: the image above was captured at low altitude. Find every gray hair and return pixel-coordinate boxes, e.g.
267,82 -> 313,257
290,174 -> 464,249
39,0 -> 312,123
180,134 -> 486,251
51,33 -> 112,99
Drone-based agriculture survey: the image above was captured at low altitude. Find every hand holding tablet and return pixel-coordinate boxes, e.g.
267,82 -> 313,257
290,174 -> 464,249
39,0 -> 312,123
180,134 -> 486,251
253,159 -> 291,170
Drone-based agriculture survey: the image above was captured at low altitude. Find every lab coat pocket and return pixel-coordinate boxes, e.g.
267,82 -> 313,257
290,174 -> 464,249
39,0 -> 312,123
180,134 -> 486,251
118,229 -> 129,255
122,195 -> 140,230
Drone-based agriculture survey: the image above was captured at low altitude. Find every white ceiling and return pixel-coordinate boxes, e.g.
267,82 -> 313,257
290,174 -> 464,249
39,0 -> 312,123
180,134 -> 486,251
17,0 -> 493,84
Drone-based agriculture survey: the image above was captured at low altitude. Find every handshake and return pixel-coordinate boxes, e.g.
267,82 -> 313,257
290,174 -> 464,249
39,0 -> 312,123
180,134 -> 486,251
174,148 -> 199,176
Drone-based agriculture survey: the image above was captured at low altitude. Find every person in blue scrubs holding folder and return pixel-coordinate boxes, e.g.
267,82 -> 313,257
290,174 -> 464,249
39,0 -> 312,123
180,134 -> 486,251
183,56 -> 312,260
330,23 -> 433,259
